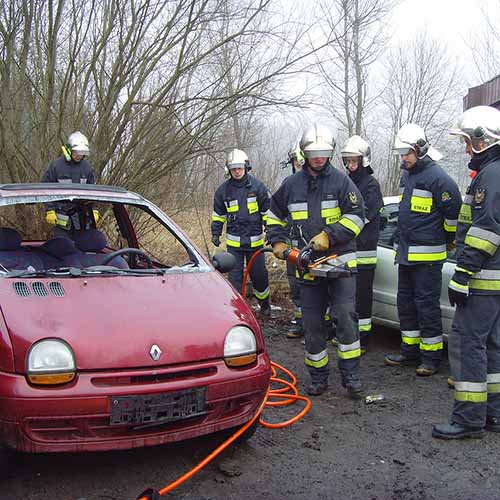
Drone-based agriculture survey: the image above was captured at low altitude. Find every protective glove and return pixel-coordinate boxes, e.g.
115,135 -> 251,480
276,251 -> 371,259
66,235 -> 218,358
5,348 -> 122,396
272,241 -> 289,260
45,210 -> 57,225
309,230 -> 330,251
448,270 -> 470,307
211,234 -> 221,247
93,209 -> 100,223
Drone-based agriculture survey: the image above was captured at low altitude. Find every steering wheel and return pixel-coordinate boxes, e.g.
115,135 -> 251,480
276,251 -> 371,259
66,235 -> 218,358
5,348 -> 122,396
100,248 -> 154,268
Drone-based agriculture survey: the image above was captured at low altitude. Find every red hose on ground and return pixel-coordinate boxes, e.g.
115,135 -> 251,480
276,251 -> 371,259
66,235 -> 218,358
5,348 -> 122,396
138,248 -> 311,499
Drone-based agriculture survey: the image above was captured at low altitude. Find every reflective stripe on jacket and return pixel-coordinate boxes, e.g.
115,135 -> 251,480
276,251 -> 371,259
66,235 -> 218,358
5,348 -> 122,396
395,157 -> 461,265
211,173 -> 269,250
455,148 -> 500,295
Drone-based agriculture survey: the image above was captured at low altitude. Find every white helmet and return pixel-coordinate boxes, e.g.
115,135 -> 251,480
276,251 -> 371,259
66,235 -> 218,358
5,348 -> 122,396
341,135 -> 371,168
449,105 -> 500,154
67,131 -> 90,156
393,123 -> 442,161
226,148 -> 250,170
299,124 -> 336,159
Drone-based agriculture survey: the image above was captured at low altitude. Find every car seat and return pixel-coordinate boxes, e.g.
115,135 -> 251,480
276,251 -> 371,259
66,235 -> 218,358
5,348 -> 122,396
74,229 -> 129,269
39,237 -> 84,269
0,228 -> 44,271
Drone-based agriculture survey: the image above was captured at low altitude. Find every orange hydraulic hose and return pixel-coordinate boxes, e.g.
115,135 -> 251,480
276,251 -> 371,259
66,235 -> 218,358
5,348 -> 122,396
138,249 -> 311,499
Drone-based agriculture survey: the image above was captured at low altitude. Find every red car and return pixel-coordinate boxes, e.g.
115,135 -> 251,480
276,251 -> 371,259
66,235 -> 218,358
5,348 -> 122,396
0,183 -> 271,454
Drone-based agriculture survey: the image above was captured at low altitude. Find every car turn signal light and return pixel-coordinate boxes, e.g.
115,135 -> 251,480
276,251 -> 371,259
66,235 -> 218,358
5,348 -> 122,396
27,372 -> 76,385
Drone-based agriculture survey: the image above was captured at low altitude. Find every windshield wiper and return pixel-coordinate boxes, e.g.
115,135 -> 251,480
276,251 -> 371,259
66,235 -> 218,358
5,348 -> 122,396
2,267 -> 79,278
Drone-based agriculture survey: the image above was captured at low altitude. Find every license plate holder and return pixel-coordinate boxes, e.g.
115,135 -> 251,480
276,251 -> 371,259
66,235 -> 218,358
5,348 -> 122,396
109,387 -> 207,426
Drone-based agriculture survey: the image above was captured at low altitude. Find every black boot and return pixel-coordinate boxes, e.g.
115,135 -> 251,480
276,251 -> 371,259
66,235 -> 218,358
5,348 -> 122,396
259,298 -> 271,318
306,382 -> 328,396
432,422 -> 484,440
341,375 -> 364,400
287,319 -> 303,338
384,353 -> 418,367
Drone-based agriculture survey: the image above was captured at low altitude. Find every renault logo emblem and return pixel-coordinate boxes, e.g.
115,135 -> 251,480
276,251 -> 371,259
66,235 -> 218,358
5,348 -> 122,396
150,344 -> 162,361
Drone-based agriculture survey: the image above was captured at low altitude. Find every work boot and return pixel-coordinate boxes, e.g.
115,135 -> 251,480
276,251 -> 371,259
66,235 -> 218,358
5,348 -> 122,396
341,375 -> 364,400
384,353 -> 418,367
286,321 -> 303,339
259,299 -> 271,318
486,416 -> 500,432
306,382 -> 328,396
432,422 -> 484,440
416,364 -> 440,376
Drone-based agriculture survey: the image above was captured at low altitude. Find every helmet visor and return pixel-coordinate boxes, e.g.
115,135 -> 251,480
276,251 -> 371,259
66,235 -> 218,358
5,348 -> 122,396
393,147 -> 414,156
303,149 -> 332,159
72,146 -> 89,156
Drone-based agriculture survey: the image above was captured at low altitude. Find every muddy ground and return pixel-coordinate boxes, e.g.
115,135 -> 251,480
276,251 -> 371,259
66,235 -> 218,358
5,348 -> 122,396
4,312 -> 500,500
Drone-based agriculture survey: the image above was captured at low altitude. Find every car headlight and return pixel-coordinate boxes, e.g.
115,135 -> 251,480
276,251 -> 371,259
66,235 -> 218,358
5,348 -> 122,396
27,339 -> 76,385
224,326 -> 257,367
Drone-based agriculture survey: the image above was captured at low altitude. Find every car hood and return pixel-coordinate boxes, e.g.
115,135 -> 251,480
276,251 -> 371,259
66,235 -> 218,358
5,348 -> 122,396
1,271 -> 258,372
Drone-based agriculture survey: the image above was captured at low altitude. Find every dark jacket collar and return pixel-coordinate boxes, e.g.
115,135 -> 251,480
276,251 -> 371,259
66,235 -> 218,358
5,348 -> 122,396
406,156 -> 433,175
468,145 -> 500,172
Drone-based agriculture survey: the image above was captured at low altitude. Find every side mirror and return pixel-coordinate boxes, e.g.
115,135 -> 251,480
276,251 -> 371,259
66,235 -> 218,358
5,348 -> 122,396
212,252 -> 236,273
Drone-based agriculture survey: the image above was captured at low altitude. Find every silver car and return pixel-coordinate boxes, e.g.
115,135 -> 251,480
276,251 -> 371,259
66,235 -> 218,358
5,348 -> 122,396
372,196 -> 456,336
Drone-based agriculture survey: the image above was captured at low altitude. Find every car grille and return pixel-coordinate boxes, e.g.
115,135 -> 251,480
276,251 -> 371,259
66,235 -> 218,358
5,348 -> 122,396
92,367 -> 217,387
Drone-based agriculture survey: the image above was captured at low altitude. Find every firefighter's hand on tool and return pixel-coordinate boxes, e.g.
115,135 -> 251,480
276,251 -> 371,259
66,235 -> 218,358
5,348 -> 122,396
45,210 -> 57,225
93,209 -> 100,223
211,234 -> 221,247
272,241 -> 289,260
448,271 -> 470,307
309,231 -> 330,251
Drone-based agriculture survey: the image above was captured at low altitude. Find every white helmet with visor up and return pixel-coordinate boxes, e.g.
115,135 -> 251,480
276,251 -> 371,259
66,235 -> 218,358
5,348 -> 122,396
449,105 -> 500,154
300,124 -> 336,159
393,123 -> 442,161
226,148 -> 250,171
67,131 -> 90,156
341,135 -> 372,168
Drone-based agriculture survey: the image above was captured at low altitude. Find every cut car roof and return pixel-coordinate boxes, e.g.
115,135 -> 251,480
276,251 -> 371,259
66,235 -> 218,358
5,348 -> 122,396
0,183 -> 145,206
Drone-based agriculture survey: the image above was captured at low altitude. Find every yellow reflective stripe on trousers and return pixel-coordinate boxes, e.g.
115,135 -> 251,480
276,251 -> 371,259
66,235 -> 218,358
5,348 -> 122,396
419,335 -> 443,351
454,381 -> 488,402
359,318 -> 372,333
465,227 -> 500,256
305,349 -> 329,368
488,373 -> 500,393
402,330 -> 420,345
254,287 -> 270,300
338,214 -> 364,236
337,340 -> 361,360
408,245 -> 446,262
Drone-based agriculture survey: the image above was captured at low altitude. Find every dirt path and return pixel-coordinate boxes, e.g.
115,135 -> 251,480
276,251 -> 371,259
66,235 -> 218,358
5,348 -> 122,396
4,320 -> 500,500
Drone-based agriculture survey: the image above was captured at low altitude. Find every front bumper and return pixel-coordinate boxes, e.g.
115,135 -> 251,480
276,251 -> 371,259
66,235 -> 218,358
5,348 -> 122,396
0,353 -> 271,453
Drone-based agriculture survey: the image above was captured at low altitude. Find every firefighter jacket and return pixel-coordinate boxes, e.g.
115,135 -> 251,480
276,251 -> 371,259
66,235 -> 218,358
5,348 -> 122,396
211,173 -> 269,250
395,156 -> 461,266
267,162 -> 365,280
455,146 -> 500,295
41,155 -> 96,231
349,168 -> 384,269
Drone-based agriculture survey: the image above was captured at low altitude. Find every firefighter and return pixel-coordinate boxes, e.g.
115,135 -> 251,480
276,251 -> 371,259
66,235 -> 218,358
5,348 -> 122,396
285,145 -> 305,338
384,124 -> 461,375
341,135 -> 384,353
41,131 -> 99,238
433,106 -> 500,439
267,124 -> 365,397
211,148 -> 271,315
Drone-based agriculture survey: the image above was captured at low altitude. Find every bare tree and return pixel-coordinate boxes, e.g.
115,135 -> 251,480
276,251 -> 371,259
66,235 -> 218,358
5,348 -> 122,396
314,0 -> 394,137
377,32 -> 462,194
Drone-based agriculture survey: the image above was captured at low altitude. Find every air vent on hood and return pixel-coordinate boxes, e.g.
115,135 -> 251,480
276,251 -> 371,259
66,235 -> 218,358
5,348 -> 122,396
32,282 -> 48,297
13,282 -> 30,297
48,281 -> 65,297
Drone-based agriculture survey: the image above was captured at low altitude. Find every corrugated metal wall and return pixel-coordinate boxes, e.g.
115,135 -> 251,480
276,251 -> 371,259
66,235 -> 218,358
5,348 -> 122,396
463,75 -> 500,110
